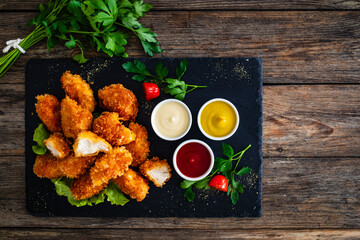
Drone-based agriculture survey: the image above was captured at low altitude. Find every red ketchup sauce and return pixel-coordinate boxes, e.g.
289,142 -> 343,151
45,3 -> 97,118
176,142 -> 211,178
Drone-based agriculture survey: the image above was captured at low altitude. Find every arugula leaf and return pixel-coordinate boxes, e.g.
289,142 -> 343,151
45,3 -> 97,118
32,123 -> 49,155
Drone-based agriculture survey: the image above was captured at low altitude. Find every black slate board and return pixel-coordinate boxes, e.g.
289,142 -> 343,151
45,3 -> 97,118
25,57 -> 262,217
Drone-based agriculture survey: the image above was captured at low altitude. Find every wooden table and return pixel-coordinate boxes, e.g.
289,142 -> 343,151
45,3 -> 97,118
1,1 -> 359,239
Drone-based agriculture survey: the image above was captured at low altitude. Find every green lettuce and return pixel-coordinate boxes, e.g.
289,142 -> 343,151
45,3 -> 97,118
52,178 -> 129,207
32,123 -> 50,155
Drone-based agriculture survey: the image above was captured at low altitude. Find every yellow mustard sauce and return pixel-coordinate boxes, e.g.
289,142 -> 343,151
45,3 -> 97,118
200,101 -> 237,137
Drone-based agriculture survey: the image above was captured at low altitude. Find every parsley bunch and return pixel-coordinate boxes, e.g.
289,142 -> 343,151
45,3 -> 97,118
122,59 -> 207,100
180,143 -> 252,205
0,0 -> 161,78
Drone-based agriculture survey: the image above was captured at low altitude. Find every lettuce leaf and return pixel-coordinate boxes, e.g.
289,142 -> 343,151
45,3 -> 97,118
32,123 -> 50,155
104,181 -> 129,206
51,178 -> 129,207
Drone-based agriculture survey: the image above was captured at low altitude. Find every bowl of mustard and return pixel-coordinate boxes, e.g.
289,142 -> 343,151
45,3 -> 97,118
197,98 -> 239,141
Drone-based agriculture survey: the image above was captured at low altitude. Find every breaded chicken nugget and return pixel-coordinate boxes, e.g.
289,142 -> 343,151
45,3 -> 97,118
73,131 -> 112,157
58,152 -> 96,178
61,71 -> 96,112
35,94 -> 61,132
124,122 -> 150,167
70,172 -> 107,200
113,169 -> 149,202
33,153 -> 63,179
61,96 -> 93,139
93,112 -> 136,146
139,157 -> 172,187
90,146 -> 133,187
98,84 -> 138,121
44,133 -> 70,159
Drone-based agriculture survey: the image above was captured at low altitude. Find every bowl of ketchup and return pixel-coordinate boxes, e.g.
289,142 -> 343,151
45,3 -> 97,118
173,139 -> 214,181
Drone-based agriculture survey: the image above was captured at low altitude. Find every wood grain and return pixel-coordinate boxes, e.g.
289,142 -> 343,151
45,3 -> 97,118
1,229 -> 360,240
1,0 -> 360,11
1,84 -> 359,157
1,11 -> 360,84
0,156 -> 359,228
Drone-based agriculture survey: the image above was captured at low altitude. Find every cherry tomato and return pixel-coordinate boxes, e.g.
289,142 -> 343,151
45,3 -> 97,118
143,82 -> 160,101
208,175 -> 228,192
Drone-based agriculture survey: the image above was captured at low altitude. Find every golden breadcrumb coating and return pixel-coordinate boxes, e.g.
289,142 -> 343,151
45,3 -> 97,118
113,169 -> 149,202
93,112 -> 136,146
124,122 -> 150,167
73,131 -> 112,157
35,94 -> 61,132
33,153 -> 63,179
70,172 -> 107,200
139,157 -> 172,187
58,152 -> 96,179
60,96 -> 93,139
98,84 -> 138,121
43,133 -> 70,159
90,147 -> 133,187
61,71 -> 96,112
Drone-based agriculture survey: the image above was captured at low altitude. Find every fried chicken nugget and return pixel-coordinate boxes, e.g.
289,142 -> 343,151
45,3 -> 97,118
139,157 -> 172,187
35,94 -> 61,132
113,169 -> 149,202
90,146 -> 133,187
98,84 -> 138,121
61,96 -> 93,139
58,152 -> 96,178
73,131 -> 112,157
61,71 -> 96,112
33,153 -> 63,179
124,122 -> 150,167
70,172 -> 107,200
93,112 -> 136,146
43,133 -> 70,159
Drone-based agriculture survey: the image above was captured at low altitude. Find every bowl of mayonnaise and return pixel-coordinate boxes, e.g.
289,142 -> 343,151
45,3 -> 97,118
151,99 -> 192,141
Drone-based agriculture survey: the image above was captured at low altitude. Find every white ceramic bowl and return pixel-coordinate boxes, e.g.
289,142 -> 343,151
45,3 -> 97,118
151,99 -> 192,141
197,98 -> 240,141
173,139 -> 214,181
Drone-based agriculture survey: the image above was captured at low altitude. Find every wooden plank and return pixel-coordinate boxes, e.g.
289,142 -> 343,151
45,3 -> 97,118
1,0 -> 360,11
1,11 -> 360,84
1,84 -> 359,157
1,228 -> 360,240
0,156 -> 359,228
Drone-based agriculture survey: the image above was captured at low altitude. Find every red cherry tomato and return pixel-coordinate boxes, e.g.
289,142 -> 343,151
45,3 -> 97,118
143,82 -> 160,101
208,175 -> 228,192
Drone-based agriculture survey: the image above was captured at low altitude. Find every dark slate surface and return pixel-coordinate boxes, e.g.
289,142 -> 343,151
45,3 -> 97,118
25,57 -> 262,217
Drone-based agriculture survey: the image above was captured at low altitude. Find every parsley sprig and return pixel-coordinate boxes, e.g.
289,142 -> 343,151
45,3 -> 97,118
122,59 -> 207,100
0,0 -> 161,78
180,143 -> 252,205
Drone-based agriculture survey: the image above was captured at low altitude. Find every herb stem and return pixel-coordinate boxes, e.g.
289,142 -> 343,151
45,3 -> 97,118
233,144 -> 251,172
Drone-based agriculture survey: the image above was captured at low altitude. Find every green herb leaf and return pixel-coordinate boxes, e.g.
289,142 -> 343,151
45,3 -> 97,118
220,161 -> 232,174
184,187 -> 195,202
65,35 -> 76,49
175,93 -> 186,101
136,27 -> 157,43
230,189 -> 239,205
73,53 -> 88,64
133,1 -> 152,17
176,59 -> 188,79
236,167 -> 252,176
155,62 -> 169,80
180,180 -> 196,189
222,143 -> 234,158
141,40 -> 162,57
122,60 -> 150,75
32,123 -> 49,155
194,178 -> 210,189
